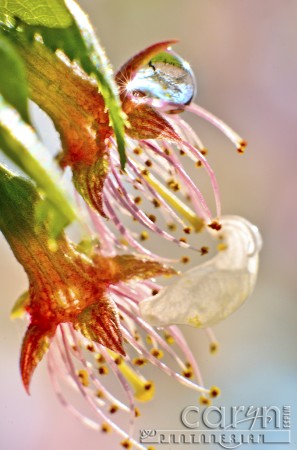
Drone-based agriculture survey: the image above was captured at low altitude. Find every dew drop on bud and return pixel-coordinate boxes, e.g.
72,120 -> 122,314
127,51 -> 196,107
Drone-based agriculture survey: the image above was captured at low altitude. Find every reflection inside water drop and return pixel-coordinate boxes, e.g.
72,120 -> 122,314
127,51 -> 196,106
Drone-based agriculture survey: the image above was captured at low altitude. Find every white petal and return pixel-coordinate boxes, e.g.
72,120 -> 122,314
139,216 -> 262,328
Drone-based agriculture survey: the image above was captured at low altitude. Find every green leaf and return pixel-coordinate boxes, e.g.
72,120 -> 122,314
0,0 -> 72,27
65,0 -> 127,168
0,164 -> 63,253
0,94 -> 76,239
0,33 -> 30,123
0,0 -> 127,167
0,165 -> 38,238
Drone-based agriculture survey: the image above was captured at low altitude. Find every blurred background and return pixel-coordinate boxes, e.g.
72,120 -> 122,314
0,1 -> 297,449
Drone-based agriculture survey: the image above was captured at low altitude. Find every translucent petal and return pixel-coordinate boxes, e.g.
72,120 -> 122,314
140,216 -> 262,328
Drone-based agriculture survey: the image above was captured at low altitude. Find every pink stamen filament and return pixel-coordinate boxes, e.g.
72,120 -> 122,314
120,324 -> 209,395
125,157 -> 188,228
106,173 -> 198,252
139,98 -> 246,150
110,287 -> 187,370
59,325 -> 147,450
143,140 -> 212,221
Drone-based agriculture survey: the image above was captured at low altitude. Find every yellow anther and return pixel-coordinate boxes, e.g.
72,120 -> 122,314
98,366 -> 109,375
217,242 -> 228,252
133,357 -> 147,367
114,355 -> 123,365
134,196 -> 142,204
167,222 -> 177,231
140,231 -> 149,241
210,386 -> 221,398
182,369 -> 194,379
77,369 -> 89,387
167,179 -> 180,192
237,140 -> 247,154
164,331 -> 175,345
107,350 -> 155,402
146,335 -> 153,345
109,404 -> 119,414
183,226 -> 192,234
120,439 -> 132,449
86,344 -> 95,352
142,172 -> 204,231
96,390 -> 105,399
134,331 -> 140,341
101,422 -> 111,433
148,214 -> 157,223
208,220 -> 222,231
200,246 -> 209,256
199,395 -> 211,406
133,147 -> 142,155
150,348 -> 164,359
119,238 -> 129,247
210,342 -> 219,354
181,256 -> 190,264
95,353 -> 106,364
134,407 -> 141,418
152,198 -> 161,208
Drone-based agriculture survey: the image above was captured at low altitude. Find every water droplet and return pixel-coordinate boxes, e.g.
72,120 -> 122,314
127,51 -> 196,106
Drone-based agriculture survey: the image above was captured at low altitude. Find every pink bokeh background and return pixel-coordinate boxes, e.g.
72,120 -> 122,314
0,1 -> 296,449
